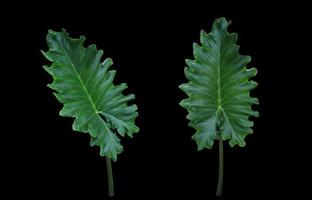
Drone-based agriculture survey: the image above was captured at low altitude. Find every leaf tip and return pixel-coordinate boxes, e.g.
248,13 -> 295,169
43,65 -> 53,75
218,17 -> 228,24
178,84 -> 184,90
79,35 -> 86,43
249,67 -> 258,76
101,58 -> 113,70
40,49 -> 45,55
61,28 -> 70,38
98,49 -> 104,55
47,29 -> 55,34
178,100 -> 185,107
254,97 -> 259,105
247,55 -> 252,62
239,140 -> 246,147
200,29 -> 207,37
135,126 -> 140,133
192,42 -> 199,48
185,59 -> 193,66
41,50 -> 52,61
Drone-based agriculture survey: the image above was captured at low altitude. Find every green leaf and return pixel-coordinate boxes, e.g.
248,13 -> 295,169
179,18 -> 259,150
42,29 -> 139,161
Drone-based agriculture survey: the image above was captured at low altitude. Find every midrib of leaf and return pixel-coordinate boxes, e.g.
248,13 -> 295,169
61,46 -> 113,135
215,26 -> 236,136
217,30 -> 222,111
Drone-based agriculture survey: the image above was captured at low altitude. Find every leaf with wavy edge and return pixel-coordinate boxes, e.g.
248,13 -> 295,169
42,29 -> 139,161
179,18 -> 259,150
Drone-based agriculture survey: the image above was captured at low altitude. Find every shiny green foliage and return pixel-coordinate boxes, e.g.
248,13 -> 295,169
42,30 -> 139,160
179,18 -> 259,150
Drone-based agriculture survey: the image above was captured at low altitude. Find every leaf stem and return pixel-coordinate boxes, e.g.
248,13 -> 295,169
216,137 -> 224,197
106,157 -> 115,197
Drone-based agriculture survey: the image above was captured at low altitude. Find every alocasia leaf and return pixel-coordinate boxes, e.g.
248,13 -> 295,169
179,17 -> 259,149
42,29 -> 139,161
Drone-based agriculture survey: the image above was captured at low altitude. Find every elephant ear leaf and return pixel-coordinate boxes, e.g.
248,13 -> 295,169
179,18 -> 259,150
42,29 -> 139,161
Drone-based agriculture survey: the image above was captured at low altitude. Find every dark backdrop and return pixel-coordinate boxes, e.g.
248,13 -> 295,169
2,2 -> 308,199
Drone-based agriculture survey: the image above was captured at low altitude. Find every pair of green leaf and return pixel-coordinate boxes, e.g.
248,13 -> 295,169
42,17 -> 258,196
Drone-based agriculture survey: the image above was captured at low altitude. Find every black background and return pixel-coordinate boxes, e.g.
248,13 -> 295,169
2,2 -> 309,199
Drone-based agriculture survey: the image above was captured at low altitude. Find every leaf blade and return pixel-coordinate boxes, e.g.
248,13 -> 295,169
180,18 -> 258,149
42,30 -> 139,160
